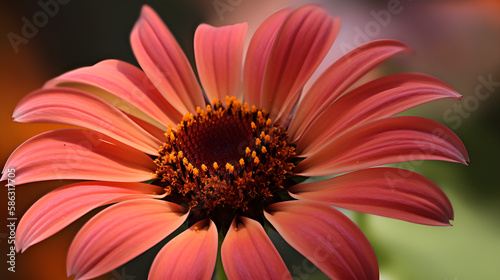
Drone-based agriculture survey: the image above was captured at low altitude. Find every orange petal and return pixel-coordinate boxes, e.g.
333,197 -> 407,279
67,199 -> 188,280
148,219 -> 218,280
194,23 -> 247,102
243,8 -> 291,107
222,217 -> 291,280
296,73 -> 461,154
130,5 -> 205,114
44,59 -> 182,127
290,167 -> 454,226
260,5 -> 340,122
289,39 -> 410,140
16,182 -> 165,252
295,116 -> 469,176
265,201 -> 378,280
13,87 -> 162,155
1,129 -> 156,185
126,113 -> 167,143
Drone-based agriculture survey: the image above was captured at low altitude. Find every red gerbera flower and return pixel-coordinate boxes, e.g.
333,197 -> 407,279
2,5 -> 468,280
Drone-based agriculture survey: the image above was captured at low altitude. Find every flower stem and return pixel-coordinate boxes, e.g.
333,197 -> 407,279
214,232 -> 228,280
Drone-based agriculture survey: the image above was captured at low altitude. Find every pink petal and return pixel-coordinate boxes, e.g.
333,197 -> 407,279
295,116 -> 469,177
260,5 -> 340,122
67,199 -> 188,280
13,87 -> 162,155
44,59 -> 182,127
297,73 -> 461,154
194,23 -> 247,103
222,217 -> 291,280
16,182 -> 165,253
1,129 -> 156,185
289,167 -> 454,226
289,40 -> 411,141
126,113 -> 167,143
243,8 -> 291,107
149,219 -> 218,280
264,201 -> 379,280
130,5 -> 205,114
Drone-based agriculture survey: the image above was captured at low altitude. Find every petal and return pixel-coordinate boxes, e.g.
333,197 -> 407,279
131,5 -> 205,114
43,59 -> 182,127
243,8 -> 291,107
222,217 -> 291,280
126,113 -> 167,143
67,199 -> 188,280
194,23 -> 247,102
16,182 -> 165,253
148,219 -> 217,280
261,5 -> 340,122
1,129 -> 156,185
13,87 -> 162,155
295,116 -> 469,177
289,40 -> 411,141
289,167 -> 454,226
297,73 -> 461,154
264,201 -> 379,280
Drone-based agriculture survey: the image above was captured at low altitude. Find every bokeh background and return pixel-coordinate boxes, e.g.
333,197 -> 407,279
1,0 -> 499,279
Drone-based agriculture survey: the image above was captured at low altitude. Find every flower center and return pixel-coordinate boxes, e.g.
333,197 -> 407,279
155,97 -> 295,228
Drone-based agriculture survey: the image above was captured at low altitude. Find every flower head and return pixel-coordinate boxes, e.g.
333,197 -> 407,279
2,5 -> 468,280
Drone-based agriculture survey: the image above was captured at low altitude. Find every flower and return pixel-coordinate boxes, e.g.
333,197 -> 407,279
2,4 -> 468,280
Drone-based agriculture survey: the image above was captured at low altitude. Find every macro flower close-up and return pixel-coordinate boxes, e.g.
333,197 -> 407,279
0,2 -> 475,280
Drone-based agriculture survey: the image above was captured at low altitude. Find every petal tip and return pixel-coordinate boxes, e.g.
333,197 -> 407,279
140,4 -> 154,15
452,90 -> 463,99
15,245 -> 23,253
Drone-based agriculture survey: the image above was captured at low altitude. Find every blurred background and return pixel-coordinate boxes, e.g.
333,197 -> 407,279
1,0 -> 499,279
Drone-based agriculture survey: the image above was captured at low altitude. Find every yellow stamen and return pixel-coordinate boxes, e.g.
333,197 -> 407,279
169,152 -> 176,161
226,163 -> 234,173
255,138 -> 261,146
